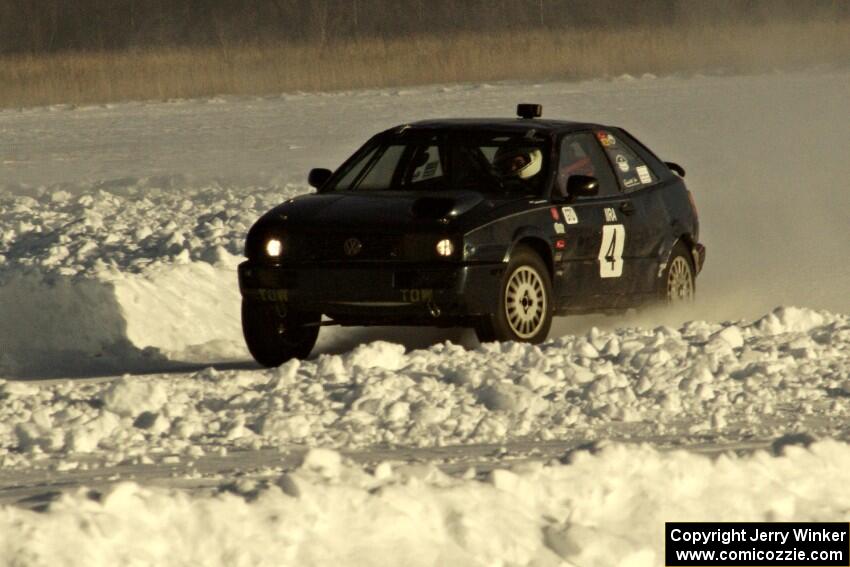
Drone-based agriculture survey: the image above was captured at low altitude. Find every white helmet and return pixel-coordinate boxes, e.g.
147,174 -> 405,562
493,146 -> 543,180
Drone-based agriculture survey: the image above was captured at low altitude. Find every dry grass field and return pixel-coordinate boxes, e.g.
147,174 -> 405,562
1,20 -> 849,108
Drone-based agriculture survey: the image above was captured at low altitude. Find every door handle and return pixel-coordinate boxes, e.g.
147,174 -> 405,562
619,201 -> 636,215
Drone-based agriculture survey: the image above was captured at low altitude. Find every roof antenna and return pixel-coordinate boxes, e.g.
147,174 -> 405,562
517,104 -> 542,119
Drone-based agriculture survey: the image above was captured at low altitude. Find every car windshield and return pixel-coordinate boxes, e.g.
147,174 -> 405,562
326,130 -> 550,195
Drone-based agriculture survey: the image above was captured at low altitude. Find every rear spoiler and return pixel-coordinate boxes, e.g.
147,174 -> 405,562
665,162 -> 686,178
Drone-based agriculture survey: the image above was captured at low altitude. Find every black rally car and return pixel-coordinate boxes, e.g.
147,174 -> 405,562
239,104 -> 705,366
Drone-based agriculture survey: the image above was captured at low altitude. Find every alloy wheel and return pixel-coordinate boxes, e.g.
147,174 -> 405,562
504,266 -> 547,338
667,256 -> 694,302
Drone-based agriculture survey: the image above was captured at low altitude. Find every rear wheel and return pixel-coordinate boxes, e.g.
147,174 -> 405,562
475,245 -> 553,344
241,299 -> 320,367
658,241 -> 695,303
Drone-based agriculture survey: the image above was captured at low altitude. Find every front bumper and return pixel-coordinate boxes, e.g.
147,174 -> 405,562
238,261 -> 504,324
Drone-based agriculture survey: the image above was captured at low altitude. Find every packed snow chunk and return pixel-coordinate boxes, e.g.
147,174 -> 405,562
489,468 -> 522,492
64,411 -> 122,453
411,403 -> 452,428
519,368 -> 556,392
711,326 -> 744,349
14,423 -> 47,453
100,481 -> 149,511
269,358 -> 301,388
0,274 -> 128,363
544,523 -> 655,567
477,381 -> 548,415
112,259 -> 243,357
316,354 -> 349,383
257,412 -> 321,441
757,307 -> 828,335
345,341 -> 406,371
103,376 -> 168,417
300,448 -> 343,479
0,380 -> 36,397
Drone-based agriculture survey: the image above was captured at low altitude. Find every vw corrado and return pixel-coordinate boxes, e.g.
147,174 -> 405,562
239,104 -> 705,367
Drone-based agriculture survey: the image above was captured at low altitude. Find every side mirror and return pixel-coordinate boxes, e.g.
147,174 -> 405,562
308,168 -> 332,189
566,175 -> 599,198
665,162 -> 686,177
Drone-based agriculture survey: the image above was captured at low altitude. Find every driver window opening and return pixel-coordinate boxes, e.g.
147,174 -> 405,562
557,132 -> 618,198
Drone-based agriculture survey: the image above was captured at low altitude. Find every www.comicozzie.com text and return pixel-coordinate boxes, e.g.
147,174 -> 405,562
670,527 -> 848,546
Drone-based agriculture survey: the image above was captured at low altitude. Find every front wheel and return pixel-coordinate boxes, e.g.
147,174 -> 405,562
241,300 -> 320,367
658,241 -> 696,303
475,245 -> 553,344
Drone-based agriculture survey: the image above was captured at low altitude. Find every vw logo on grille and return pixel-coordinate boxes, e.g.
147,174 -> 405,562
343,237 -> 362,256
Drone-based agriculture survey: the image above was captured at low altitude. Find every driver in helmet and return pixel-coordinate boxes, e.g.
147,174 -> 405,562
493,146 -> 543,180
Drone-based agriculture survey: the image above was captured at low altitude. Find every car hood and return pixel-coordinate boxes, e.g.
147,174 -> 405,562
256,190 -> 500,232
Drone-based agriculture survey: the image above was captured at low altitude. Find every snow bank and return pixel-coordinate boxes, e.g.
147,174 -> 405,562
0,181 -> 303,375
2,440 -> 849,566
0,179 -> 294,276
1,307 -> 847,468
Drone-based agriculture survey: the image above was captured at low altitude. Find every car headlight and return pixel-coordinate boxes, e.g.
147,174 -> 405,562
265,238 -> 283,257
436,238 -> 454,257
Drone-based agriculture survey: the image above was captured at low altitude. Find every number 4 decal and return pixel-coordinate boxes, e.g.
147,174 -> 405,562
598,224 -> 625,278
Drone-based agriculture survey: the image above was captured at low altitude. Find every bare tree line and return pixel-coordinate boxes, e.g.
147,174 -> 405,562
1,0 -> 847,55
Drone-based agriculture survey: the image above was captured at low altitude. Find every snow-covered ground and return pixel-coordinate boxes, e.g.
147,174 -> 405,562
3,440 -> 850,566
1,69 -> 849,564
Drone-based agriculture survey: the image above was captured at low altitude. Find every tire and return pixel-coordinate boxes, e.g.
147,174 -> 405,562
241,299 -> 320,367
475,245 -> 553,344
658,241 -> 696,303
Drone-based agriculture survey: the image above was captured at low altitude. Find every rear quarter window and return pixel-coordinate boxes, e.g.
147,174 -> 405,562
616,129 -> 675,183
594,130 -> 661,192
